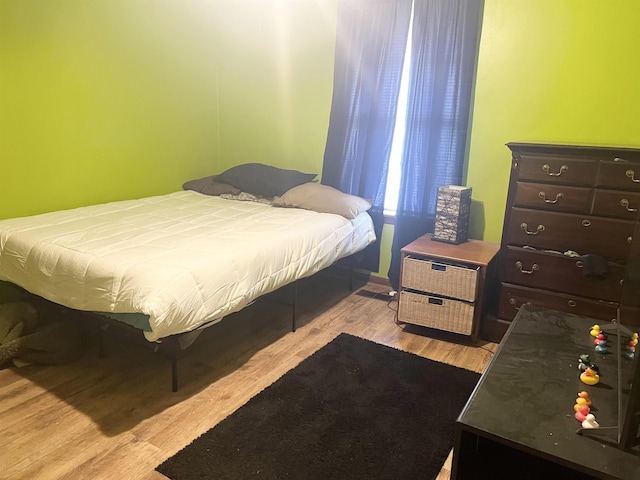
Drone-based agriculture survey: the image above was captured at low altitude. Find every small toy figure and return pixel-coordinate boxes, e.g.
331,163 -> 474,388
590,325 -> 601,337
594,332 -> 606,345
582,413 -> 599,429
575,405 -> 590,422
622,334 -> 638,360
623,342 -> 635,360
580,365 -> 600,386
577,391 -> 592,406
595,338 -> 608,354
577,354 -> 591,371
574,397 -> 588,412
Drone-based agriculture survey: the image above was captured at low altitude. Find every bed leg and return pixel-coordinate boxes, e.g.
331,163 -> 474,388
349,267 -> 355,291
98,324 -> 107,359
171,356 -> 178,392
291,280 -> 298,332
166,337 -> 180,392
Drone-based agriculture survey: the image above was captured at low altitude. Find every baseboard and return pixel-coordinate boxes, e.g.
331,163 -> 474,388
366,274 -> 392,288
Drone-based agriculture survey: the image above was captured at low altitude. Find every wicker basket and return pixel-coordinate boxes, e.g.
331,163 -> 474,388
402,256 -> 479,302
398,291 -> 474,336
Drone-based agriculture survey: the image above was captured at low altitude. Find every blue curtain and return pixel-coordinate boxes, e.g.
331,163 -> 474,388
322,0 -> 482,280
387,0 -> 483,289
322,0 -> 413,272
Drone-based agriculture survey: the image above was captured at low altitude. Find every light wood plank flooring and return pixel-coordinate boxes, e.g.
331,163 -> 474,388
0,272 -> 497,480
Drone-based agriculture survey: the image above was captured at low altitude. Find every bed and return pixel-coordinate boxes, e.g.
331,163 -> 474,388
0,167 -> 376,389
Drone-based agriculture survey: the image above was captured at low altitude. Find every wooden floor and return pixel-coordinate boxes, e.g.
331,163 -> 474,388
0,272 -> 498,480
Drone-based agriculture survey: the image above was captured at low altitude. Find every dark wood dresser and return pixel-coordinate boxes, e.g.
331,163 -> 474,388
485,143 -> 640,342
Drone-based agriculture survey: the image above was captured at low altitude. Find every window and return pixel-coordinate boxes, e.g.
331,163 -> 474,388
384,4 -> 413,217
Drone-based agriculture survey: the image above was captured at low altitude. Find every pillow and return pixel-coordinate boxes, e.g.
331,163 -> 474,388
216,163 -> 317,198
272,182 -> 372,219
182,176 -> 241,196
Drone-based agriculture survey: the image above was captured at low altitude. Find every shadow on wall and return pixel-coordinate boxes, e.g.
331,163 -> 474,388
468,199 -> 486,240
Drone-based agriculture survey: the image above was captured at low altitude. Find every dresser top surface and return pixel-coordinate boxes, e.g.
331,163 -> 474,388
507,142 -> 640,157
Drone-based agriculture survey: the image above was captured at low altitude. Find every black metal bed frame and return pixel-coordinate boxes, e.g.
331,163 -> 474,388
94,267 -> 356,392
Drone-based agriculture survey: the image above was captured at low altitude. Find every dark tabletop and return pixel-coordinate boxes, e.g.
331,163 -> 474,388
458,304 -> 640,478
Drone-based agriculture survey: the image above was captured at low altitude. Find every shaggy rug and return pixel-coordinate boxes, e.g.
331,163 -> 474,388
156,333 -> 480,480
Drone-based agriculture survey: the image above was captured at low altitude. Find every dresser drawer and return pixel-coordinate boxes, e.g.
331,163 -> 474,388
498,282 -> 618,322
502,246 -> 624,302
592,189 -> 640,220
517,154 -> 596,185
596,160 -> 640,191
514,182 -> 592,213
507,207 -> 633,261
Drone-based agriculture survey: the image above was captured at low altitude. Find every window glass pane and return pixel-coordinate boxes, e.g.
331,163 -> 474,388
384,6 -> 413,216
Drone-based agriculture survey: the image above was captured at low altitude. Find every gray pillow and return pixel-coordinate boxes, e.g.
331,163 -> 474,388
216,163 -> 317,198
272,182 -> 372,219
182,176 -> 241,196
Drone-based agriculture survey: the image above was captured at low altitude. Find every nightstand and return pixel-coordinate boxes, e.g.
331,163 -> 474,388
397,234 -> 500,342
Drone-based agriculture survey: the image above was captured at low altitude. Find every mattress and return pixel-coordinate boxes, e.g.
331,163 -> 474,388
0,191 -> 375,341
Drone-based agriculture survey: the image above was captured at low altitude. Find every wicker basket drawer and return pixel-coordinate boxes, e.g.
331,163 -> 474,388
398,291 -> 474,335
401,256 -> 479,302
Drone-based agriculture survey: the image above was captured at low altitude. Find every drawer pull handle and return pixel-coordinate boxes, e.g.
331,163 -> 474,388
581,219 -> 591,227
626,169 -> 640,183
567,300 -> 577,307
520,223 -> 545,235
620,198 -> 638,212
509,298 -> 531,311
542,164 -> 568,176
538,191 -> 563,204
515,261 -> 539,274
576,260 -> 584,268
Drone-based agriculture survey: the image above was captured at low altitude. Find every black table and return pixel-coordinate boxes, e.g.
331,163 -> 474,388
452,304 -> 640,479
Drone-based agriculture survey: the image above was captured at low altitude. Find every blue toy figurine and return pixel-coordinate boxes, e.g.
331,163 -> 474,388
595,338 -> 608,354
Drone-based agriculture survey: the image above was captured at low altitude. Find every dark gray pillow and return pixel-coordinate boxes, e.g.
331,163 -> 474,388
216,163 -> 317,198
182,176 -> 241,196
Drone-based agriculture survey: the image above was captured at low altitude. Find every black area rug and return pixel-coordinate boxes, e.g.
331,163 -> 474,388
156,333 -> 480,480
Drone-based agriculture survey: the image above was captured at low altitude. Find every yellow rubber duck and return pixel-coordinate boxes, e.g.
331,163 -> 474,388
577,391 -> 592,406
574,397 -> 589,412
589,325 -> 601,337
580,366 -> 600,386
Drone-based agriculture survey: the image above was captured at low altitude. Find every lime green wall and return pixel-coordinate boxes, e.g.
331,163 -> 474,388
0,1 -> 226,218
467,0 -> 640,243
0,0 -> 336,220
214,1 -> 337,175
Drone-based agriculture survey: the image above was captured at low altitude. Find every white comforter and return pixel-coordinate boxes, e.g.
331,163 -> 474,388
0,191 -> 375,341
